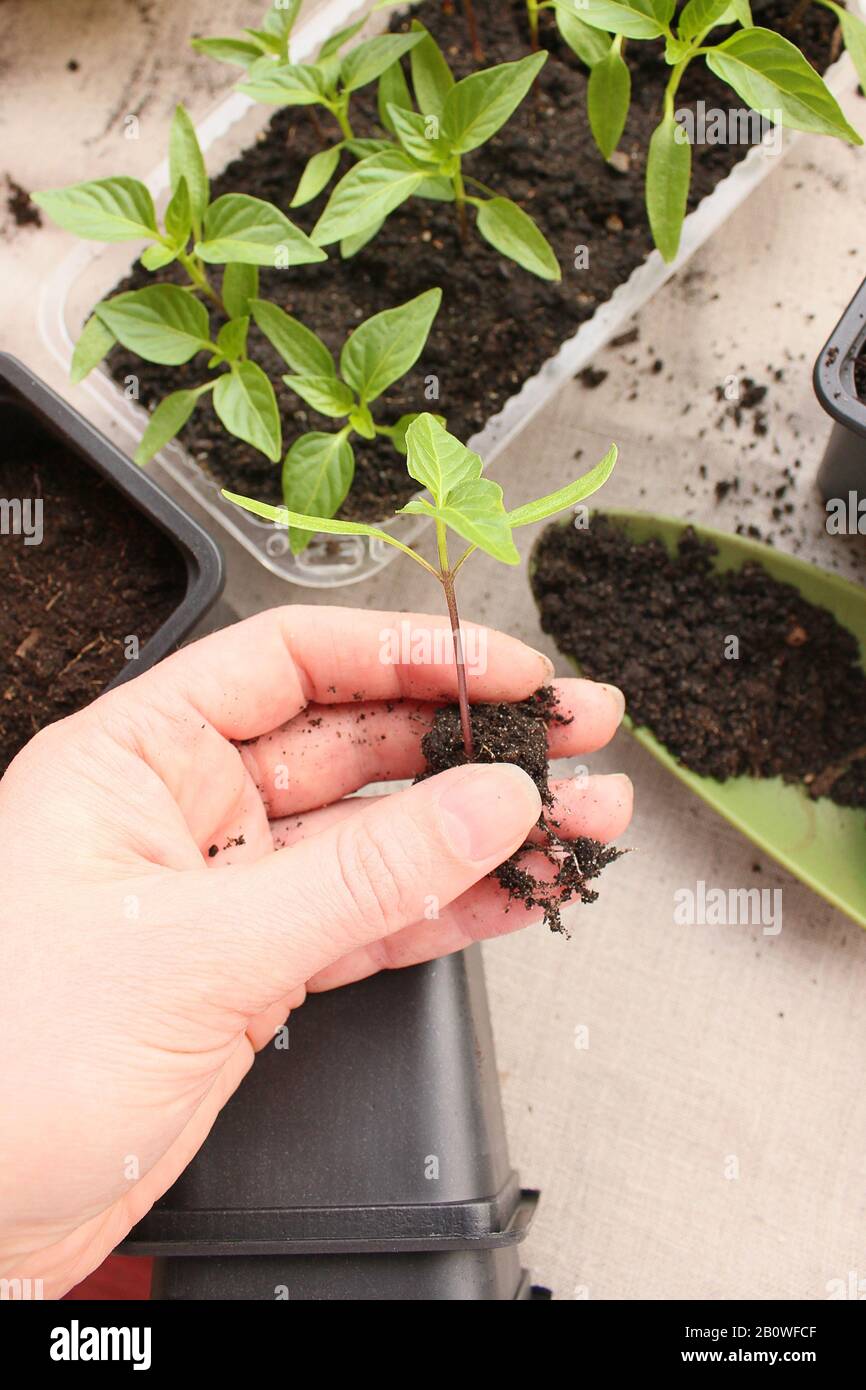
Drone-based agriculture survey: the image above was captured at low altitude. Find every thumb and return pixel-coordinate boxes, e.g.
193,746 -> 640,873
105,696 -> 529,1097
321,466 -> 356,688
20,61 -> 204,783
170,763 -> 541,1013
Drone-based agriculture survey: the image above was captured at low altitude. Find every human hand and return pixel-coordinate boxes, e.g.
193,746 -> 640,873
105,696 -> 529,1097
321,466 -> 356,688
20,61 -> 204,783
0,606 -> 630,1296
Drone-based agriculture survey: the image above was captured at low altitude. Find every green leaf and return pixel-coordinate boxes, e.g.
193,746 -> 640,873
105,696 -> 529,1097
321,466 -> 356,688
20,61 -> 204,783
283,373 -> 355,417
291,145 -> 344,207
311,149 -> 428,246
349,403 -> 376,438
222,488 -> 425,564
588,43 -> 631,159
564,0 -> 674,40
250,298 -> 335,375
340,32 -> 425,93
730,0 -> 753,27
385,411 -> 435,454
340,220 -> 384,258
507,445 -> 618,527
678,0 -> 735,43
340,288 -> 442,404
405,414 -> 482,506
281,430 -> 355,553
646,110 -> 691,262
706,27 -> 862,142
32,177 -> 158,241
387,103 -> 448,164
436,479 -> 521,565
215,316 -> 249,361
818,0 -> 866,95
263,0 -> 302,53
191,36 -> 265,68
213,360 -> 281,460
319,18 -> 367,60
475,197 -> 561,281
409,21 -> 454,116
415,176 -> 456,201
70,313 -> 116,384
169,106 -> 209,232
553,4 -> 612,66
344,136 -> 395,158
95,285 -> 211,365
238,59 -> 327,105
222,263 -> 259,319
140,243 -> 178,270
196,193 -> 328,265
134,388 -> 202,465
441,52 -> 547,154
164,174 -> 192,246
378,56 -> 413,132
665,33 -> 693,64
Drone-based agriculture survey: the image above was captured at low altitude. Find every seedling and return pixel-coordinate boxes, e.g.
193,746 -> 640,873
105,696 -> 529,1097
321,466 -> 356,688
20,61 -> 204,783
194,2 -> 426,208
310,22 -> 560,278
33,106 -> 326,465
249,288 -> 443,549
557,0 -> 864,261
191,0 -> 302,68
223,413 -> 616,758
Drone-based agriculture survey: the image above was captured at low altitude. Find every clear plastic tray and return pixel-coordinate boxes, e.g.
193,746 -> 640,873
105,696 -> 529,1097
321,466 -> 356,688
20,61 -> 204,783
39,0 -> 863,588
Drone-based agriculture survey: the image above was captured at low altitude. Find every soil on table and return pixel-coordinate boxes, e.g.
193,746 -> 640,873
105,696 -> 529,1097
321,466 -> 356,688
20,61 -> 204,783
531,517 -> 866,809
106,0 -> 839,520
0,407 -> 187,774
419,686 -> 622,933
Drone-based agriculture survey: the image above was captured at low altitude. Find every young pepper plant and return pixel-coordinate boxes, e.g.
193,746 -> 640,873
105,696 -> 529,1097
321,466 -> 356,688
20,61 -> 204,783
33,105 -> 326,464
222,413 -> 617,759
190,0 -> 302,69
311,23 -> 560,279
195,2 -> 426,208
563,0 -> 863,261
249,289 -> 442,550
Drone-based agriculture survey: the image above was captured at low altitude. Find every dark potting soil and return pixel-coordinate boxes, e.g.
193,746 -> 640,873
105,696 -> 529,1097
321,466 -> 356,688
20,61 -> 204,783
531,517 -> 866,809
419,687 -> 622,933
854,345 -> 866,403
106,0 -> 839,520
0,408 -> 187,774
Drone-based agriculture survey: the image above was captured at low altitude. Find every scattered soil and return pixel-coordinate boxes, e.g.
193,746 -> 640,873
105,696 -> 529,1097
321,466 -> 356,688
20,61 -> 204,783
105,0 -> 839,520
419,686 -> 622,933
0,405 -> 187,772
531,517 -> 866,809
5,176 -> 41,229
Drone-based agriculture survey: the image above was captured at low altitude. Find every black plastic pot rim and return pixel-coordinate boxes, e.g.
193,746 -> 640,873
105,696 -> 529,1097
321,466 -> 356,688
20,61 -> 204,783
813,276 -> 866,441
0,352 -> 224,686
120,1184 -> 539,1258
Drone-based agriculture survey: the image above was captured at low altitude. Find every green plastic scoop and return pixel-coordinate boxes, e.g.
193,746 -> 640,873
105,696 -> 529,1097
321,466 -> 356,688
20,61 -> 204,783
536,509 -> 866,928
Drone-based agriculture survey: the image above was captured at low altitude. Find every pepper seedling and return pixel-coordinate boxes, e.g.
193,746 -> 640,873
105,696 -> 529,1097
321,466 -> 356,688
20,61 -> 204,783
309,22 -> 559,277
555,0 -> 864,261
222,413 -> 616,759
195,2 -> 426,209
33,105 -> 327,465
249,288 -> 443,548
524,0 -> 612,58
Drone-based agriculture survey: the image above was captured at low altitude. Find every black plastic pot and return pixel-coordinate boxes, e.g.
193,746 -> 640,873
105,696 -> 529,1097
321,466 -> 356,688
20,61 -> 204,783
814,278 -> 866,509
123,947 -> 544,1300
0,352 -> 224,684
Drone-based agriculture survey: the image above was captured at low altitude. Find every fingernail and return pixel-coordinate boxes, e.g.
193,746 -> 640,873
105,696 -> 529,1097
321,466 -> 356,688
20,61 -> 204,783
601,683 -> 626,721
437,764 -> 542,863
530,646 -> 556,678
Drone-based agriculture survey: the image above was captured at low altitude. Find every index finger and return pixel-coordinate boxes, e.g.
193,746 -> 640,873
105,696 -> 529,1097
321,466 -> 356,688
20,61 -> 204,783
111,606 -> 555,741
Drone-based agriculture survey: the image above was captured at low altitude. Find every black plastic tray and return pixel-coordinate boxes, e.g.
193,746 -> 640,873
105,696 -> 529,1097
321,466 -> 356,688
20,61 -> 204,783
814,278 -> 866,507
0,352 -> 224,680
